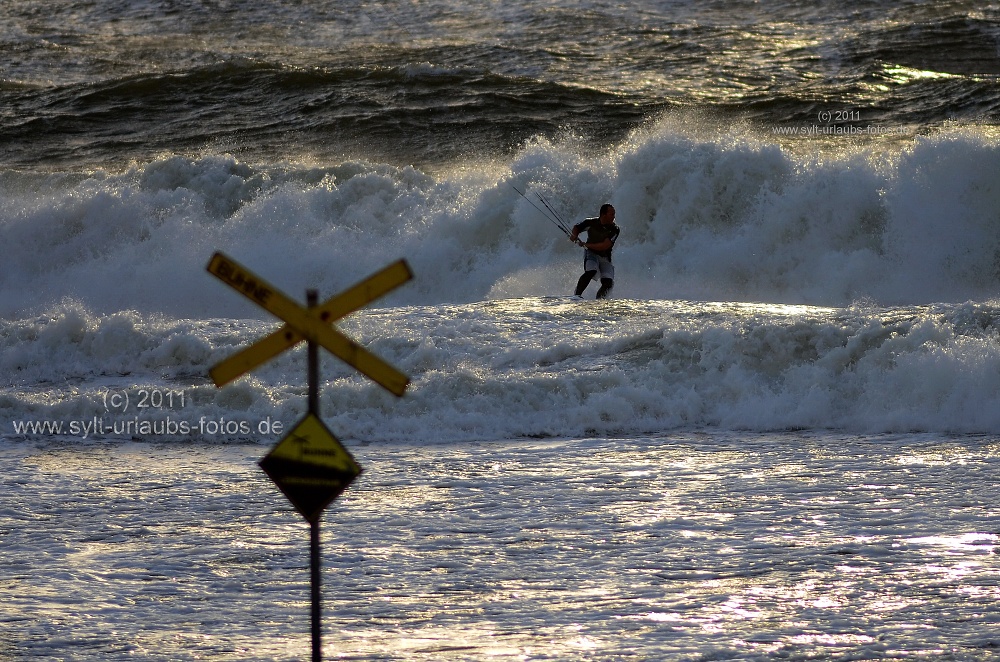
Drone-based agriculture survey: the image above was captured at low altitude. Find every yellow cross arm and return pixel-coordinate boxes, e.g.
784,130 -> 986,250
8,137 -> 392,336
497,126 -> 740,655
206,252 -> 410,396
208,259 -> 412,388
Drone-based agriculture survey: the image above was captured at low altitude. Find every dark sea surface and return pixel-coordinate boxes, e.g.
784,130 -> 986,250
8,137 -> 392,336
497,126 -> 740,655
4,1 -> 1000,170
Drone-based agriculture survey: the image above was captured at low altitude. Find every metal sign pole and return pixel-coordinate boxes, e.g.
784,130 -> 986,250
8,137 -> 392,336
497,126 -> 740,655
307,289 -> 320,416
206,254 -> 411,662
306,289 -> 322,662
310,517 -> 321,662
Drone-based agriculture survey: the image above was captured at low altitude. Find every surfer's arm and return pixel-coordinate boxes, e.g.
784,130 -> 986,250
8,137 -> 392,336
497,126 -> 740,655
570,220 -> 589,245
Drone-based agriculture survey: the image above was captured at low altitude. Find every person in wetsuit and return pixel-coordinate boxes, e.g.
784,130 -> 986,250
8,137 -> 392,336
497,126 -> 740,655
570,203 -> 620,299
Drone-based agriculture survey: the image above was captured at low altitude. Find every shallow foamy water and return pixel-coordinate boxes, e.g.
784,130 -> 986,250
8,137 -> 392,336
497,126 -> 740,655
3,433 -> 998,660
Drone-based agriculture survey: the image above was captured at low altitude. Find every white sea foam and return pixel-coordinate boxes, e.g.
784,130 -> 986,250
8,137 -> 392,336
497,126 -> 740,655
5,124 -> 1000,441
4,123 -> 1000,320
4,295 -> 1000,442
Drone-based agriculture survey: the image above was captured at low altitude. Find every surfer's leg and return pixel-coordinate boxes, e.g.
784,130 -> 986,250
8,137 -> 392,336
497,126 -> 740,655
596,278 -> 614,299
575,270 -> 597,296
594,256 -> 614,299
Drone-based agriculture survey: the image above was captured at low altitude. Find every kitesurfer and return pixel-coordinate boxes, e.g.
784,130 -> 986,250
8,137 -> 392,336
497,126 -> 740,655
570,204 -> 620,299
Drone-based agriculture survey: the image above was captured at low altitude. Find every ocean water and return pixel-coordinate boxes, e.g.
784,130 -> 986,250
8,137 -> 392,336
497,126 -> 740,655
3,1 -> 1000,659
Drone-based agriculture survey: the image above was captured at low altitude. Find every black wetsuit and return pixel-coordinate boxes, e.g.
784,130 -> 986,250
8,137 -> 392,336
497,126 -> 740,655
573,217 -> 620,298
573,217 -> 620,259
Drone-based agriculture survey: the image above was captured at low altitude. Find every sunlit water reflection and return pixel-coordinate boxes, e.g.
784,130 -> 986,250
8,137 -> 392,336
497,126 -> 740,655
2,433 -> 998,660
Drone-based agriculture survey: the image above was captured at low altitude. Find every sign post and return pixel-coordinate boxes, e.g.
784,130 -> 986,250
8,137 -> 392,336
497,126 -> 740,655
306,289 -> 321,662
206,252 -> 412,661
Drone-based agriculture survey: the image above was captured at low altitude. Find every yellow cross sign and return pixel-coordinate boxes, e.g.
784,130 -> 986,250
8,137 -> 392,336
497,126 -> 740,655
258,413 -> 363,522
206,252 -> 412,396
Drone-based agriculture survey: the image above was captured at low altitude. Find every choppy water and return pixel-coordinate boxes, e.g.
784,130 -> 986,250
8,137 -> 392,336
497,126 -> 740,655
6,292 -> 1000,659
3,435 -> 999,660
4,1 -> 1000,659
3,1 -> 1000,169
